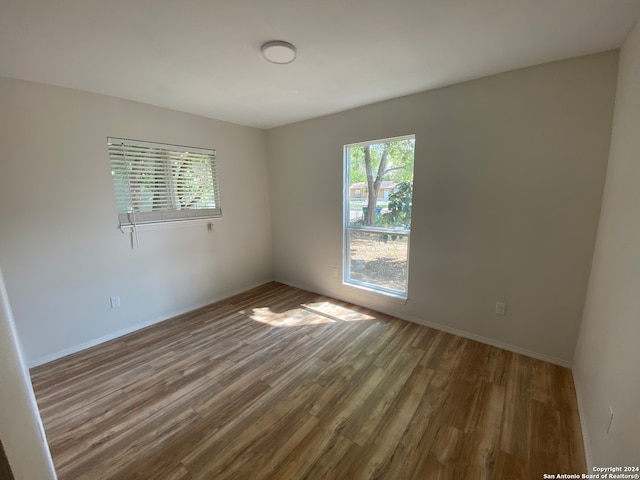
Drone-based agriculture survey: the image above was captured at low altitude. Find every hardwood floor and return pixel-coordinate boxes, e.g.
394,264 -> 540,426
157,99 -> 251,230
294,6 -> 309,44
30,282 -> 586,479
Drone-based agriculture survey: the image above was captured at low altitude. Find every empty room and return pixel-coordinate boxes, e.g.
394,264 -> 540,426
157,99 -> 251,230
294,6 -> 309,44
1,0 -> 639,479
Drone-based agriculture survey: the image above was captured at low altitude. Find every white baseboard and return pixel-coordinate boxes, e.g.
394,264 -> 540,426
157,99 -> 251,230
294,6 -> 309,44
572,369 -> 593,470
31,276 -> 573,370
28,279 -> 273,368
398,310 -> 572,368
275,277 -> 572,368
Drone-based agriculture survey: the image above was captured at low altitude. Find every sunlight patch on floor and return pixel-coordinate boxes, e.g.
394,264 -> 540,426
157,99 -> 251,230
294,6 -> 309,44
247,301 -> 375,326
302,302 -> 375,322
249,307 -> 334,326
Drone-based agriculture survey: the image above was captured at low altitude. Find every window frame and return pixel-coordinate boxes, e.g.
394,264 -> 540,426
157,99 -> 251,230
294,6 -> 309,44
342,134 -> 415,299
108,137 -> 221,229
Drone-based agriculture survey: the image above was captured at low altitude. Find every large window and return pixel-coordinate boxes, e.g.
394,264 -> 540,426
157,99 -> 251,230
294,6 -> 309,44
108,137 -> 221,227
344,135 -> 415,297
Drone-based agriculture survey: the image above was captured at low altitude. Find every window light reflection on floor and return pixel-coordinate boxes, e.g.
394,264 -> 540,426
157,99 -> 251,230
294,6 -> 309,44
247,301 -> 375,327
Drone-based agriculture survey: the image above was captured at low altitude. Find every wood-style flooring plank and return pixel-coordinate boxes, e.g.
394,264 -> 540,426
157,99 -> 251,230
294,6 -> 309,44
29,282 -> 587,479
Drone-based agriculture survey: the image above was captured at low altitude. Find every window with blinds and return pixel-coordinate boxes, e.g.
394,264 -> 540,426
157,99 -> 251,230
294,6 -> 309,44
108,137 -> 221,227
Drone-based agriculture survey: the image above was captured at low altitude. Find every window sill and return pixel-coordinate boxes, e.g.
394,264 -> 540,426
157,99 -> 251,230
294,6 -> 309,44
346,226 -> 410,235
119,217 -> 222,233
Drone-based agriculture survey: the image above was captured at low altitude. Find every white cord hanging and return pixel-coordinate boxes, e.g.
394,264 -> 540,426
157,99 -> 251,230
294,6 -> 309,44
120,143 -> 140,249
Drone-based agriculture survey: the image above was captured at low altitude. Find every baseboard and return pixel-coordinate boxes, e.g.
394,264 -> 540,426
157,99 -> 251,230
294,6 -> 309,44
31,276 -> 573,370
398,311 -> 572,368
275,278 -> 572,368
572,368 -> 593,470
28,279 -> 273,368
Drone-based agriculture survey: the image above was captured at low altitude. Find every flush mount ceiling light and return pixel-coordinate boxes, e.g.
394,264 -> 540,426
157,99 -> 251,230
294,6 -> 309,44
261,40 -> 297,64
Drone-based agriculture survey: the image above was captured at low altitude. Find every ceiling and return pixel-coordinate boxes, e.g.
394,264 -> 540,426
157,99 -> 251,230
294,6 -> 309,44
1,0 -> 640,129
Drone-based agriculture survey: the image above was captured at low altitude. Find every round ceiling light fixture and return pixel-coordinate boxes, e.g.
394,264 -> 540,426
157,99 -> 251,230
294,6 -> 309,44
261,40 -> 297,64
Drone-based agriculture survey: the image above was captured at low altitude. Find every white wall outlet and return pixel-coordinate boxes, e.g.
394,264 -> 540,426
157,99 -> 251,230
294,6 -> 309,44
495,301 -> 507,315
607,405 -> 614,434
331,266 -> 338,278
110,296 -> 121,308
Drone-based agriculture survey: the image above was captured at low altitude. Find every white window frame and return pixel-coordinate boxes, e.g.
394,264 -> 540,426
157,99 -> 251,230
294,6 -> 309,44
108,137 -> 221,230
343,134 -> 415,299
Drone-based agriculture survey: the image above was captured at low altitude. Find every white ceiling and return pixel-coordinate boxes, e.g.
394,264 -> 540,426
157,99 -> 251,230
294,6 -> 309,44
2,0 -> 640,129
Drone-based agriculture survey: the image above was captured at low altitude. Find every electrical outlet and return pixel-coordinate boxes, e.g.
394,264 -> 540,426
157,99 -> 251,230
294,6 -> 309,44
607,405 -> 614,434
331,266 -> 338,278
495,301 -> 506,315
110,296 -> 121,308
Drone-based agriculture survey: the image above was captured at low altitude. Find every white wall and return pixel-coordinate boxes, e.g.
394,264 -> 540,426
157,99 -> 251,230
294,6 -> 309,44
267,52 -> 618,365
573,20 -> 640,467
0,77 -> 273,365
0,265 -> 56,479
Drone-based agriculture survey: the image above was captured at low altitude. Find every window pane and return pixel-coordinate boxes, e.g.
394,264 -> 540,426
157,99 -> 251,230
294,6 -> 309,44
346,139 -> 414,230
344,135 -> 415,297
347,230 -> 409,294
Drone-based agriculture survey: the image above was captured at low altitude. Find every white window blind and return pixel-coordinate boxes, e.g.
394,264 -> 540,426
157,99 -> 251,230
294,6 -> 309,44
108,137 -> 221,227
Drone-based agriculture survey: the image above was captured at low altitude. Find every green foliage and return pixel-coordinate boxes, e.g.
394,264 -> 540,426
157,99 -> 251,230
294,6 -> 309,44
374,181 -> 413,243
388,181 -> 412,227
347,138 -> 415,186
385,140 -> 415,184
349,146 -> 367,184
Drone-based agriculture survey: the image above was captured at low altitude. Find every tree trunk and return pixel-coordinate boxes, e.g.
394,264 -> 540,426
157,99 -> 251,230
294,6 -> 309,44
363,145 -> 389,225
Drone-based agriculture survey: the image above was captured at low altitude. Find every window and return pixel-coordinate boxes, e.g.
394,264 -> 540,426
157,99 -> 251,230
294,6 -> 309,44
108,137 -> 221,227
344,135 -> 415,298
